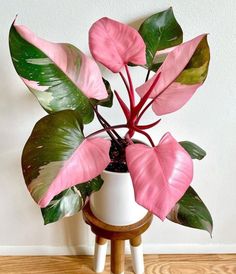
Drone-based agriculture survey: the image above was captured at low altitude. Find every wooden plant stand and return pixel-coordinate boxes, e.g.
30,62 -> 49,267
83,202 -> 153,274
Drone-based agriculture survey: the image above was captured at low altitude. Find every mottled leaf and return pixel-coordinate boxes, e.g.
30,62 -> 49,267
41,175 -> 103,224
136,35 -> 210,116
22,110 -> 111,208
167,186 -> 213,236
9,22 -> 108,124
41,187 -> 83,225
76,175 -> 104,201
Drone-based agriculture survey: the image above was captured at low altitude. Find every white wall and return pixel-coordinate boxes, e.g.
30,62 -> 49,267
1,0 -> 236,255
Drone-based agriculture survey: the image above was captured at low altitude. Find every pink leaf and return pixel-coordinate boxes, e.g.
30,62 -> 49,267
126,132 -> 193,220
89,17 -> 146,73
151,82 -> 202,115
38,138 -> 111,207
136,34 -> 208,115
14,23 -> 107,100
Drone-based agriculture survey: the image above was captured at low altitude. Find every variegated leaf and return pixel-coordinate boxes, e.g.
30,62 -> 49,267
167,186 -> 213,236
9,22 -> 108,124
22,110 -> 111,208
136,35 -> 210,115
41,175 -> 103,224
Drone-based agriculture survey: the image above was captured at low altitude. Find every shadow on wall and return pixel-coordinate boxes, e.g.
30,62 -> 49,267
128,16 -> 148,30
61,211 -> 92,254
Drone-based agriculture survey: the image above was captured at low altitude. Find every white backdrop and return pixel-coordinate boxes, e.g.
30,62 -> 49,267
0,0 -> 236,255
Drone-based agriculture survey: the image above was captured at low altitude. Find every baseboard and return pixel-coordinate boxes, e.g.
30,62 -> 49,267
0,244 -> 235,256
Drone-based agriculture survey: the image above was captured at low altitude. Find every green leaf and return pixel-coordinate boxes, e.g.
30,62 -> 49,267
91,78 -> 113,108
175,36 -> 210,85
41,175 -> 103,224
180,141 -> 206,160
9,24 -> 94,124
167,186 -> 213,236
76,175 -> 104,201
22,110 -> 85,204
139,7 -> 183,69
41,187 -> 83,225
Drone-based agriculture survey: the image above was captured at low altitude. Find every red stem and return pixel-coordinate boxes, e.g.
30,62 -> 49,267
125,65 -> 135,108
119,71 -> 129,91
134,72 -> 161,118
87,124 -> 128,138
137,73 -> 174,122
119,71 -> 134,111
133,127 -> 155,147
114,90 -> 130,120
136,119 -> 161,130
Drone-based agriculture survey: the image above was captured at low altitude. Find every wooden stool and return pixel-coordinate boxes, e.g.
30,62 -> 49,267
83,202 -> 153,274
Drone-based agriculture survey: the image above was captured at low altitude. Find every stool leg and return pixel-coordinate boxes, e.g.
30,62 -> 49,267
94,236 -> 107,273
111,239 -> 125,274
130,236 -> 144,274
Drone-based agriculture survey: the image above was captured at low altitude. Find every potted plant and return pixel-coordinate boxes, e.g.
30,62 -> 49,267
9,7 -> 213,235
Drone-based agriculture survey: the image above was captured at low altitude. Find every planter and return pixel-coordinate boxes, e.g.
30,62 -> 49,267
90,170 -> 148,226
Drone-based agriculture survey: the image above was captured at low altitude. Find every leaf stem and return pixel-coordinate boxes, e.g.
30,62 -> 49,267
125,65 -> 135,108
145,69 -> 151,82
93,106 -> 123,140
137,82 -> 168,122
87,124 -> 128,138
133,72 -> 161,123
136,118 -> 161,130
114,90 -> 130,120
119,71 -> 129,92
133,127 -> 155,147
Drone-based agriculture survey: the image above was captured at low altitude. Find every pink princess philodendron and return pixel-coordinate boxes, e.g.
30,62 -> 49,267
9,8 -> 212,234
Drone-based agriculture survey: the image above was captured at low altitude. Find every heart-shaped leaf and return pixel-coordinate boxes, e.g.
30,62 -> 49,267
41,175 -> 103,225
180,141 -> 206,160
22,110 -> 111,208
167,186 -> 213,236
136,35 -> 210,115
126,132 -> 193,220
139,7 -> 183,69
89,17 -> 146,73
9,22 -> 108,123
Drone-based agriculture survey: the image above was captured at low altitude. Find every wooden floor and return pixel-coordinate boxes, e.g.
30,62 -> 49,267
0,254 -> 235,273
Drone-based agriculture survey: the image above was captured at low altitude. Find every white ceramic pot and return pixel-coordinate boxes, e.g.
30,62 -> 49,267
90,170 -> 148,226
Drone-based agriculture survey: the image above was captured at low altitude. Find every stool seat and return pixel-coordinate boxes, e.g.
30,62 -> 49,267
83,202 -> 153,274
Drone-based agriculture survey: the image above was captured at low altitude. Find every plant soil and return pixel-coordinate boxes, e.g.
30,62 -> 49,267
105,139 -> 129,173
105,138 -> 146,173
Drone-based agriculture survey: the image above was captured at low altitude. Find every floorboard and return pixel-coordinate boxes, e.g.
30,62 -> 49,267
0,254 -> 235,273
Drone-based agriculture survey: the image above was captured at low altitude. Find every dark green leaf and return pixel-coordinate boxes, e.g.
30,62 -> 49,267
76,175 -> 104,201
180,141 -> 206,160
139,7 -> 183,69
167,186 -> 213,236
